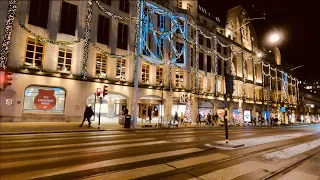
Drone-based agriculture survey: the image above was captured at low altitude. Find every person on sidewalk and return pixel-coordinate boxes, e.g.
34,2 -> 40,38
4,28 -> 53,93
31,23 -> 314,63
80,105 -> 94,127
147,107 -> 152,123
207,113 -> 212,126
174,111 -> 178,124
180,112 -> 184,125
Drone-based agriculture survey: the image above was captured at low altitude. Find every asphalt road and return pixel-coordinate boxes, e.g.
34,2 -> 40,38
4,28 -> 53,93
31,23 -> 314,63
1,125 -> 320,180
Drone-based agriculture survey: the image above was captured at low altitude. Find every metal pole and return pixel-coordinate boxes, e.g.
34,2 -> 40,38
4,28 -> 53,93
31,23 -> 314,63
98,98 -> 101,129
133,0 -> 144,129
224,94 -> 228,143
93,93 -> 96,121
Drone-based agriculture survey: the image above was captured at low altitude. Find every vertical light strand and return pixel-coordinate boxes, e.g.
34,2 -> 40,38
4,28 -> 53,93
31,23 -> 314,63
81,0 -> 93,80
262,62 -> 265,101
0,0 -> 17,69
214,35 -> 218,95
296,79 -> 299,106
169,19 -> 174,91
276,69 -> 278,103
242,53 -> 247,99
195,28 -> 199,93
133,0 -> 141,83
253,57 -> 256,101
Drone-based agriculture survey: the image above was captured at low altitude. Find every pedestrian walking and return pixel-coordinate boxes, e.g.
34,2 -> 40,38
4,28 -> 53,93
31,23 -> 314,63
148,107 -> 152,123
196,113 -> 201,126
207,113 -> 212,126
180,112 -> 184,125
80,105 -> 94,127
174,111 -> 178,124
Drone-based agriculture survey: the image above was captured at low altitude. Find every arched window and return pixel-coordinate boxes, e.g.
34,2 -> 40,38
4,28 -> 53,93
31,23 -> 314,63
24,86 -> 66,113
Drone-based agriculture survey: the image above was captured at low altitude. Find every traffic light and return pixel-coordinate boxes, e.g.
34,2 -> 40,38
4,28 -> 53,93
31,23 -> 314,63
0,70 -> 13,90
103,85 -> 108,97
96,88 -> 101,96
225,74 -> 234,95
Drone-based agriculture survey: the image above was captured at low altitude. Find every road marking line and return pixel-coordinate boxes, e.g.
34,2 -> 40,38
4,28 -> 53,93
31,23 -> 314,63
0,134 -> 137,143
213,132 -> 313,150
0,138 -> 155,153
278,170 -> 319,180
0,141 -> 168,160
167,153 -> 230,169
84,164 -> 175,180
0,148 -> 203,180
188,161 -> 266,180
262,139 -> 320,160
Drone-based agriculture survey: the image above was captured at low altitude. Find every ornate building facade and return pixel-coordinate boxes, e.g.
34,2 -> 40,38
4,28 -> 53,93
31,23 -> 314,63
0,0 -> 298,125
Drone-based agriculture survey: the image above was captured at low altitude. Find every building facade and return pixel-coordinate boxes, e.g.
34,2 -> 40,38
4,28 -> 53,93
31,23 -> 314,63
0,0 -> 298,124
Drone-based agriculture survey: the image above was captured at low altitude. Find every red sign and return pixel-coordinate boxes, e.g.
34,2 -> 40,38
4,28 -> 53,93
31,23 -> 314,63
34,89 -> 57,110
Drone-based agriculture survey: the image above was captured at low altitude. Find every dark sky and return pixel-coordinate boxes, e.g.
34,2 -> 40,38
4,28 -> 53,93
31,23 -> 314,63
199,0 -> 318,81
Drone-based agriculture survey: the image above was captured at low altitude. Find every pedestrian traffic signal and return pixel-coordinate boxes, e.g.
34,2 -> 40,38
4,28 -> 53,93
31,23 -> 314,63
225,74 -> 234,95
103,85 -> 108,97
96,88 -> 101,96
0,70 -> 13,90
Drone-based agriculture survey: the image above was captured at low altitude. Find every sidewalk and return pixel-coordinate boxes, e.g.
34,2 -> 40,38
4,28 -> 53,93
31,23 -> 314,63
0,121 -> 317,135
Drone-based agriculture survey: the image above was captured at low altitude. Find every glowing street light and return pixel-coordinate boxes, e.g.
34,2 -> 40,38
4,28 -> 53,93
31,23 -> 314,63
257,53 -> 262,57
269,33 -> 280,43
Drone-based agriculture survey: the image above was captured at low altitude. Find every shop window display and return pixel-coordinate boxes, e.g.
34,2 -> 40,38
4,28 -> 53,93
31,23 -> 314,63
23,86 -> 65,113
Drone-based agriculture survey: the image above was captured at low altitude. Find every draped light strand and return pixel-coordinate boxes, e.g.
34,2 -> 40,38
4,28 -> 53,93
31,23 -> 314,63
91,43 -> 133,58
94,0 -> 137,20
133,0 -> 141,84
0,0 -> 17,69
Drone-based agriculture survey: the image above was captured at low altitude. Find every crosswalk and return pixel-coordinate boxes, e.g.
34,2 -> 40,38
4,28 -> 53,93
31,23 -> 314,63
0,128 -> 319,180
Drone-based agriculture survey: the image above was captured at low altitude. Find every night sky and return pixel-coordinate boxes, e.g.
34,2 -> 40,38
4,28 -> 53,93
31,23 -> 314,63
199,0 -> 318,81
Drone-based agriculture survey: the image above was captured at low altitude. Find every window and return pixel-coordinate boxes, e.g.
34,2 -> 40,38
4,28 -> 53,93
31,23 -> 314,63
187,4 -> 192,13
207,38 -> 211,48
199,75 -> 204,92
157,38 -> 164,59
117,22 -> 128,50
59,1 -> 77,36
28,0 -> 50,28
224,47 -> 228,55
199,34 -> 204,45
175,19 -> 184,34
177,0 -> 182,8
207,55 -> 212,73
24,86 -> 65,113
95,53 -> 107,78
190,47 -> 193,67
101,0 -> 111,5
175,69 -> 184,87
156,67 -> 163,85
143,32 -> 151,56
176,42 -> 184,63
116,58 -> 126,81
199,52 -> 204,71
97,15 -> 110,45
24,37 -> 44,68
119,0 -> 129,13
57,46 -> 72,72
217,44 -> 222,53
217,59 -> 222,75
142,64 -> 150,84
158,14 -> 165,30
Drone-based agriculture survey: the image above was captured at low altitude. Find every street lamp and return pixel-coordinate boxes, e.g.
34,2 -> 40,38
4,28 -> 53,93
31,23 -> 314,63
257,53 -> 262,58
269,33 -> 280,43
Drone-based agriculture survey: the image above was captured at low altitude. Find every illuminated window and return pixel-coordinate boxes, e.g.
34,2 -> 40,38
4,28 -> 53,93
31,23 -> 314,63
116,58 -> 126,81
95,53 -> 107,78
24,37 -> 44,68
142,64 -> 150,84
24,86 -> 65,114
156,67 -> 163,85
177,0 -> 182,8
175,69 -> 184,88
187,4 -> 192,13
57,46 -> 72,72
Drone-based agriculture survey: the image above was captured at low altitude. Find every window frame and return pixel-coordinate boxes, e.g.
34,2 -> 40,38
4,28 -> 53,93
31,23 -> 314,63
57,45 -> 73,73
117,22 -> 128,50
59,1 -> 77,36
95,53 -> 108,78
24,36 -> 45,69
116,58 -> 126,81
175,69 -> 184,88
156,67 -> 163,86
142,63 -> 150,84
28,0 -> 50,29
97,15 -> 110,45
